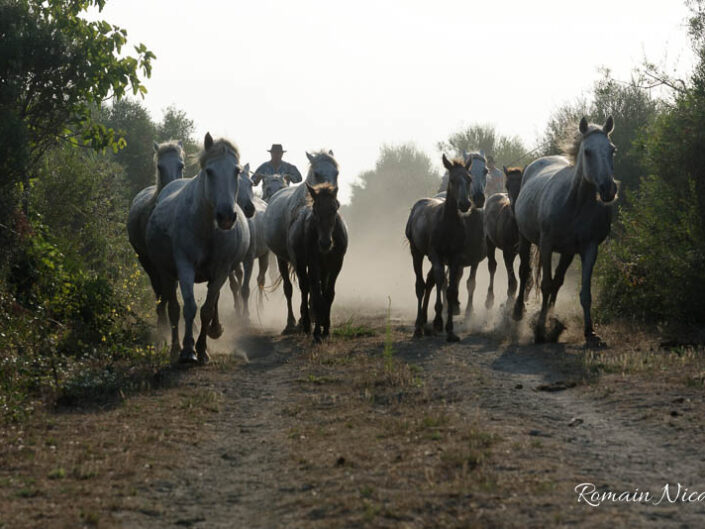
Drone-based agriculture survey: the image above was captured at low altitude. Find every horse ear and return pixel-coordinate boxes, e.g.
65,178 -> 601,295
442,153 -> 453,171
579,117 -> 589,134
243,163 -> 250,174
503,165 -> 508,175
464,156 -> 473,170
177,140 -> 183,148
603,115 -> 614,135
306,151 -> 315,163
153,141 -> 159,153
328,149 -> 334,156
204,132 -> 214,150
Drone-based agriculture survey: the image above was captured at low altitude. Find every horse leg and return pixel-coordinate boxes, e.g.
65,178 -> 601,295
580,244 -> 604,347
446,262 -> 461,342
485,239 -> 497,309
176,264 -> 198,364
421,268 -> 435,333
241,256 -> 254,323
207,290 -> 224,339
195,278 -> 226,364
278,257 -> 297,334
464,265 -> 476,321
163,278 -> 180,357
549,253 -> 575,308
257,252 -> 269,290
504,249 -> 518,304
411,247 -> 426,338
228,266 -> 241,313
139,254 -> 167,331
295,262 -> 311,336
513,235 -> 531,321
431,256 -> 445,333
535,241 -> 554,343
321,257 -> 342,339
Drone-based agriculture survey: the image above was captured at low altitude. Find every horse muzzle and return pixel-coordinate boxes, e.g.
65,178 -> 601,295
216,210 -> 237,230
244,201 -> 256,218
599,181 -> 618,203
473,192 -> 485,209
318,239 -> 333,253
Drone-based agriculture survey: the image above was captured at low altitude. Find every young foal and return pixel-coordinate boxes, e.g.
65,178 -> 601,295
290,183 -> 348,342
406,154 -> 472,342
483,166 -> 523,308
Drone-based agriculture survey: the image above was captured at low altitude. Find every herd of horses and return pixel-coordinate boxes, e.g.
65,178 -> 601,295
127,116 -> 617,363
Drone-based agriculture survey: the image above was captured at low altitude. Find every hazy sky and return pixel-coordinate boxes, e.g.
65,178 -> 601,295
90,0 -> 695,202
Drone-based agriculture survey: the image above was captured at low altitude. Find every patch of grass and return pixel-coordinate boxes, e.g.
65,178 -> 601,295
48,467 -> 66,480
179,389 -> 223,413
333,320 -> 376,339
298,374 -> 339,385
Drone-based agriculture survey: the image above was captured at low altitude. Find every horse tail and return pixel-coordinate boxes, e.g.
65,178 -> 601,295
264,262 -> 296,293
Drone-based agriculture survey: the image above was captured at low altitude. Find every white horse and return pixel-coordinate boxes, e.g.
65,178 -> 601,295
263,150 -> 339,333
127,140 -> 184,329
146,133 -> 252,363
513,117 -> 617,346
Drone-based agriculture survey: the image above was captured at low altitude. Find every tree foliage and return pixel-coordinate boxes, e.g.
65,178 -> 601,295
0,0 -> 154,194
344,144 -> 439,239
437,124 -> 529,167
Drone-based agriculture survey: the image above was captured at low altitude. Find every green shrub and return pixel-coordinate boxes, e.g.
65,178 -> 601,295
596,176 -> 705,324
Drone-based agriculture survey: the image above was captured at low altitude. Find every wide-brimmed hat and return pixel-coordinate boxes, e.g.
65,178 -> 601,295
267,144 -> 286,153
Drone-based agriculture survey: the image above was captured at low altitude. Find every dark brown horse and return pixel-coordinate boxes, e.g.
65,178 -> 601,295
483,166 -> 523,308
405,154 -> 472,342
287,183 -> 348,342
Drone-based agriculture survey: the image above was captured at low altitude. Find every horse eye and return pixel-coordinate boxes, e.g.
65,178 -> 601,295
585,149 -> 592,157
178,163 -> 184,170
483,169 -> 488,175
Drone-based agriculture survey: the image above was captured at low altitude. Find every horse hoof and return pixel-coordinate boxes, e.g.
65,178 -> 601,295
413,328 -> 423,338
452,304 -> 461,316
485,297 -> 494,310
179,350 -> 198,364
281,326 -> 298,335
198,350 -> 210,364
585,333 -> 607,349
447,332 -> 460,343
207,323 -> 224,339
433,320 -> 443,333
512,305 -> 524,321
312,335 -> 322,345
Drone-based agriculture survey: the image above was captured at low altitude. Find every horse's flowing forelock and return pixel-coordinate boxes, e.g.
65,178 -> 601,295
155,140 -> 184,159
560,124 -> 605,165
305,182 -> 338,207
197,139 -> 240,168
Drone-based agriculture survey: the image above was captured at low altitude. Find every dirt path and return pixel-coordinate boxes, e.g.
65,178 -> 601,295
104,315 -> 705,528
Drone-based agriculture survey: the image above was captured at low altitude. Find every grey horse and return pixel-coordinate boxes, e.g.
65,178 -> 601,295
146,133 -> 252,363
483,166 -> 523,309
513,116 -> 617,346
127,140 -> 185,329
228,165 -> 269,321
261,174 -> 288,202
438,150 -> 488,208
263,150 -> 339,333
406,154 -> 473,342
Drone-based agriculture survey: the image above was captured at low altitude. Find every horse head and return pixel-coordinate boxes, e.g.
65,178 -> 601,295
305,150 -> 339,187
503,166 -> 523,206
262,174 -> 288,202
467,151 -> 488,208
199,132 -> 242,230
237,163 -> 256,218
577,116 -> 618,203
153,140 -> 185,190
306,182 -> 340,254
442,153 -> 472,213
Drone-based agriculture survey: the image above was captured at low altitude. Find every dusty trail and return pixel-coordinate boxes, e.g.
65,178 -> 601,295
110,311 -> 705,528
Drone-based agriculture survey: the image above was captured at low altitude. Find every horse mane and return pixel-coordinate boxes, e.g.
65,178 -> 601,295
307,150 -> 338,169
154,140 -> 185,192
505,167 -> 523,177
464,151 -> 486,163
447,157 -> 467,169
559,123 -> 605,164
305,182 -> 338,207
197,138 -> 240,168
